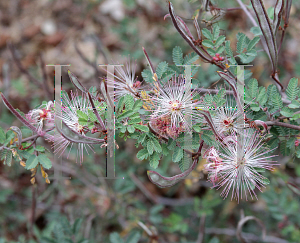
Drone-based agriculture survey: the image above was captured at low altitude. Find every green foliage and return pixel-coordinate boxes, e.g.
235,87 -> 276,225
172,46 -> 184,65
183,52 -> 199,65
25,154 -> 39,169
38,154 -> 52,169
172,147 -> 183,163
109,231 -> 141,243
156,61 -> 168,79
149,152 -> 160,168
235,32 -> 260,63
250,26 -> 263,36
163,213 -> 188,234
202,28 -> 213,40
141,69 -> 153,83
286,77 -> 299,101
0,127 -> 5,144
236,33 -> 246,53
136,148 -> 148,160
270,85 -> 283,110
4,149 -> 12,166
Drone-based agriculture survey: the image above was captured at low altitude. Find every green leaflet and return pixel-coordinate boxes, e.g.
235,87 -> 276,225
156,61 -> 168,79
0,126 -> 5,144
183,52 -> 199,65
172,46 -> 183,65
38,154 -> 52,169
25,154 -> 39,170
236,33 -> 246,53
202,28 -> 213,40
141,69 -> 153,83
136,148 -> 148,160
124,94 -> 134,110
286,78 -> 299,101
248,36 -> 261,51
172,147 -> 183,163
150,152 -> 160,169
147,139 -> 154,155
214,35 -> 226,47
247,78 -> 258,98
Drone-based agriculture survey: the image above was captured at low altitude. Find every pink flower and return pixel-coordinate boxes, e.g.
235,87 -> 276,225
52,91 -> 95,164
106,59 -> 141,99
26,101 -> 54,132
196,94 -> 243,136
149,74 -> 200,132
204,130 -> 277,201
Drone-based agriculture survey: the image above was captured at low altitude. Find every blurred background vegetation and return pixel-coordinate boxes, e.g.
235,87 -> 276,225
0,0 -> 300,242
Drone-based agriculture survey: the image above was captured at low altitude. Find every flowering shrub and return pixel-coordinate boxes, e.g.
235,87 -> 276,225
1,0 -> 300,204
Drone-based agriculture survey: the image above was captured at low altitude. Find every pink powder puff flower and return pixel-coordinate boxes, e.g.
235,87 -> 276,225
25,101 -> 54,132
106,59 -> 141,99
195,96 -> 244,136
52,91 -> 95,164
204,130 -> 277,201
203,146 -> 224,186
149,74 -> 200,132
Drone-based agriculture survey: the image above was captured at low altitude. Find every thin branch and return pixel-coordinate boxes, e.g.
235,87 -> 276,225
39,55 -> 52,100
130,173 -> 194,206
21,127 -> 55,143
196,214 -> 206,243
205,227 -> 289,243
52,162 -> 107,196
8,43 -> 50,97
74,41 -> 103,78
195,88 -> 234,95
30,185 -> 37,238
236,0 -> 258,27
237,216 -> 266,243
265,121 -> 300,131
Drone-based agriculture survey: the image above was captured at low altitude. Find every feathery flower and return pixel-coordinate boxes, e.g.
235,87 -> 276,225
106,59 -> 141,99
195,95 -> 245,136
52,91 -> 95,163
149,74 -> 200,134
204,130 -> 277,201
26,101 -> 54,133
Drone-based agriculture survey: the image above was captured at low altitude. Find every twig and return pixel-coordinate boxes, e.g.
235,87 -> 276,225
39,54 -> 53,100
271,72 -> 285,91
52,162 -> 107,196
265,121 -> 300,131
8,43 -> 51,98
129,173 -> 194,206
84,214 -> 96,239
205,227 -> 289,243
30,185 -> 37,238
236,216 -> 266,243
236,0 -> 257,27
21,127 -> 55,143
74,41 -> 103,78
196,214 -> 206,243
195,88 -> 234,95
